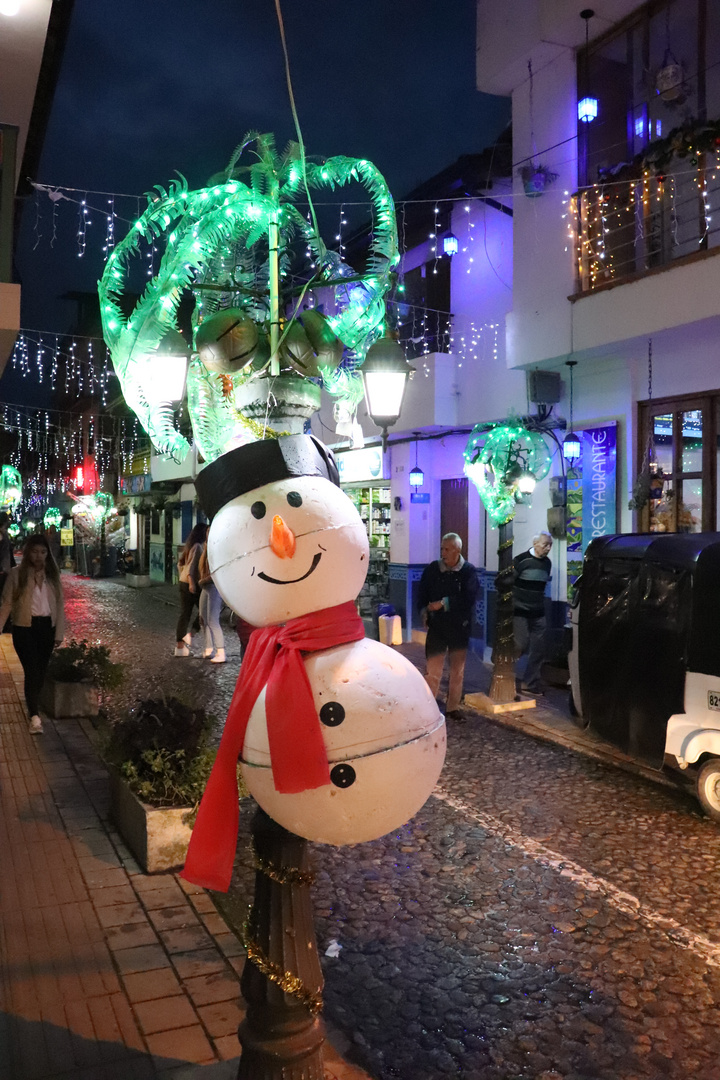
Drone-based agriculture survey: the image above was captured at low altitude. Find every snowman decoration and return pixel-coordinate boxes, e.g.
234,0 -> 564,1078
182,434 -> 446,892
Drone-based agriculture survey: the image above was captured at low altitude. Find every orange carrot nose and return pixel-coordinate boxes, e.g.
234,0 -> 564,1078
269,514 -> 296,559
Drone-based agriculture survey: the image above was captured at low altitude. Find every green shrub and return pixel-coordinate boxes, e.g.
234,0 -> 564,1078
102,695 -> 224,809
48,639 -> 124,689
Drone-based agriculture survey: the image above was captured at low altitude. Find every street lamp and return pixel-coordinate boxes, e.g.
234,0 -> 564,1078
409,433 -> 424,487
361,334 -> 413,451
148,329 -> 190,405
563,360 -> 581,462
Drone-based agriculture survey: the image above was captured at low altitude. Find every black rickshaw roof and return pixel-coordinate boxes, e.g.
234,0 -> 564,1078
578,532 -> 720,768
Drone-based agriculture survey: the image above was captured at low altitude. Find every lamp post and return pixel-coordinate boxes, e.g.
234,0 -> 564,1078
361,333 -> 413,452
464,421 -> 552,706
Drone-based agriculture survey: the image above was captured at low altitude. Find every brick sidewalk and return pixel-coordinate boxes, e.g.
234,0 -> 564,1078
0,637 -> 368,1080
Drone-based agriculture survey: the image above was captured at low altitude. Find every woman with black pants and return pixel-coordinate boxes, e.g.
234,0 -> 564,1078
174,522 -> 207,657
0,535 -> 65,733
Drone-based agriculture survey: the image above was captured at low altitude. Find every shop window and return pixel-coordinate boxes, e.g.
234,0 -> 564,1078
638,394 -> 716,532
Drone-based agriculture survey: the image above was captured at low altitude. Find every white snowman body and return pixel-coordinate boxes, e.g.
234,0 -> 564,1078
207,468 -> 446,846
241,637 -> 445,844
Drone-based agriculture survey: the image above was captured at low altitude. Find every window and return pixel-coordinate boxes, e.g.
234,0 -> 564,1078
638,393 -> 718,532
578,0 -> 712,186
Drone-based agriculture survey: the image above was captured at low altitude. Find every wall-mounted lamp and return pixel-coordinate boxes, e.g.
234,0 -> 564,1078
577,97 -> 598,123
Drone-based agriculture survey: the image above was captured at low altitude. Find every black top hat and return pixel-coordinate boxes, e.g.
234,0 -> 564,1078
195,435 -> 340,521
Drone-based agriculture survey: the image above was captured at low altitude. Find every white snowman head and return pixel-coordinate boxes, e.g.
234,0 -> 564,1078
196,435 -> 369,626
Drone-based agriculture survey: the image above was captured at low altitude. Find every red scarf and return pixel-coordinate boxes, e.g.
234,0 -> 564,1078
181,599 -> 364,892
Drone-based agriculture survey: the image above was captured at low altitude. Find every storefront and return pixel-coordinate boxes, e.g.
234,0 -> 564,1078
336,446 -> 391,620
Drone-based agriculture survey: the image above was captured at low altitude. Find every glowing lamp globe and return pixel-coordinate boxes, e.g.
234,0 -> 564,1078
361,335 -> 412,450
409,466 -> 424,487
517,471 -> 537,494
148,330 -> 190,404
578,97 -> 598,122
563,431 -> 582,461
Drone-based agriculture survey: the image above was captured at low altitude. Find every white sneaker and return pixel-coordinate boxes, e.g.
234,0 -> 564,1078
29,715 -> 43,734
210,649 -> 226,664
202,648 -> 214,658
182,633 -> 192,646
174,645 -> 190,657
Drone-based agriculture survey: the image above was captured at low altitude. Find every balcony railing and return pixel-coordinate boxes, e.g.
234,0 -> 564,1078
570,152 -> 720,294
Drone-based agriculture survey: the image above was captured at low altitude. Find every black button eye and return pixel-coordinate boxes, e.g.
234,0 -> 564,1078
287,491 -> 302,507
251,501 -> 266,520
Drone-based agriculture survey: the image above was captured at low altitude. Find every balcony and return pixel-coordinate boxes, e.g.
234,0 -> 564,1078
570,151 -> 720,296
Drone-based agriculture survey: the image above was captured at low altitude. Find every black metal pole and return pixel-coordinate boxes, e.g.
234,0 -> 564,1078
488,519 -> 516,703
237,808 -> 325,1080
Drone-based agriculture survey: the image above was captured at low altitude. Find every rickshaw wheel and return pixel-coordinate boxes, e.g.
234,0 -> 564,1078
696,759 -> 720,822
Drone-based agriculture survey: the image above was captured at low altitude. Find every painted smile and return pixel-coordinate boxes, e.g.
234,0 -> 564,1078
257,550 -> 323,585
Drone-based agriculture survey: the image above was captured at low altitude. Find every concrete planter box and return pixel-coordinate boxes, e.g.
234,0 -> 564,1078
126,574 -> 152,588
40,678 -> 99,719
108,768 -> 194,873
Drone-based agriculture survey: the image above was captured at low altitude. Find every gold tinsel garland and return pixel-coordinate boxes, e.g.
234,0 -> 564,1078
241,839 -> 323,1015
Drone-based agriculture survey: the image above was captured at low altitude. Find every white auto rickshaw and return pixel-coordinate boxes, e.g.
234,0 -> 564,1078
569,533 -> 720,822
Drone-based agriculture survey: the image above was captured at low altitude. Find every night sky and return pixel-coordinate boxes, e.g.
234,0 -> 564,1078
8,0 -> 509,400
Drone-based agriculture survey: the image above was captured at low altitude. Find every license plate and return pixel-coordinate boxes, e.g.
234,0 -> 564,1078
708,692 -> 720,711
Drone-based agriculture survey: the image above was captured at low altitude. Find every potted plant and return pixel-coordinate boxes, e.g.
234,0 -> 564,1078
101,695 -> 227,873
41,638 -> 124,719
518,161 -> 558,197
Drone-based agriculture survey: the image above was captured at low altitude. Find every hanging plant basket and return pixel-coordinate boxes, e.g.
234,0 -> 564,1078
518,162 -> 558,198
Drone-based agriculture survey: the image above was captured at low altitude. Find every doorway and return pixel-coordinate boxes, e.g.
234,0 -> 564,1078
440,478 -> 468,556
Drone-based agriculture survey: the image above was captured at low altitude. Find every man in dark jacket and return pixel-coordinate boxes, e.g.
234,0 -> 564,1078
513,531 -> 552,694
418,533 -> 478,719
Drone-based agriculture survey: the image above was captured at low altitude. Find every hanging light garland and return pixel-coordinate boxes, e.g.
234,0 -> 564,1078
463,420 -> 552,526
98,133 -> 400,464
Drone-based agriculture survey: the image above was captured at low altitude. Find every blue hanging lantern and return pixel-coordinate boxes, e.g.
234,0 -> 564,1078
410,434 -> 424,488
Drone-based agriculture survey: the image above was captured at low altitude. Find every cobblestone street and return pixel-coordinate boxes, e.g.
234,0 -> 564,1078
64,574 -> 720,1079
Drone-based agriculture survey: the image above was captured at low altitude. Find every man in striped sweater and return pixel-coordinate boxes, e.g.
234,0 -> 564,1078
513,531 -> 552,695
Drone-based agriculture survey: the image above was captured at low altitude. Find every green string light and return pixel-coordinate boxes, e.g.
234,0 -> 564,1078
98,134 -> 399,464
463,421 -> 552,526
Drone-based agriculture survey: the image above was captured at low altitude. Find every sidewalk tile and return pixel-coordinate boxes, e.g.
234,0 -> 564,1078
114,944 -> 173,975
134,993 -> 198,1035
134,878 -> 187,909
148,905 -> 200,932
160,925 -> 214,954
144,1023 -> 216,1064
183,972 -> 242,1006
171,949 -> 227,980
111,990 -> 149,1052
106,921 -> 160,952
197,998 -> 245,1038
213,1034 -> 242,1060
90,883 -> 138,908
123,967 -> 184,1004
96,900 -> 147,928
187,891 -> 216,914
200,911 -> 229,936
214,932 -> 244,958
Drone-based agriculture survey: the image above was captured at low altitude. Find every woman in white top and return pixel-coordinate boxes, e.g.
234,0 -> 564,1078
0,535 -> 65,733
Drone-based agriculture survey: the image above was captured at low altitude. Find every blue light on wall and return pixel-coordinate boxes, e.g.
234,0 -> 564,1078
578,97 -> 598,123
442,234 -> 459,257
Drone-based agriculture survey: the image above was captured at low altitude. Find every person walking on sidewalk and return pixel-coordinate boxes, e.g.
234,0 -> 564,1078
0,534 -> 65,733
198,541 -> 225,664
0,512 -> 15,632
418,532 -> 478,719
513,531 -> 553,695
174,522 -> 207,657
